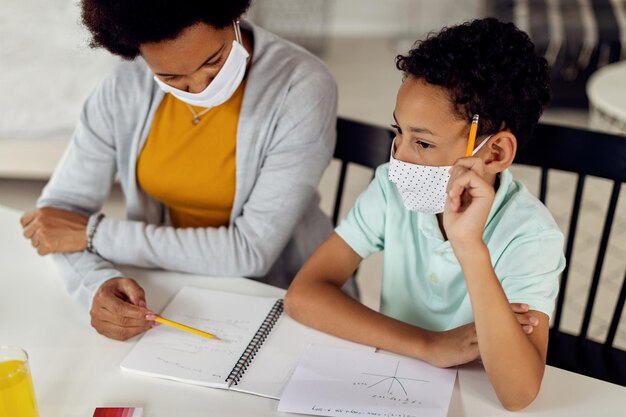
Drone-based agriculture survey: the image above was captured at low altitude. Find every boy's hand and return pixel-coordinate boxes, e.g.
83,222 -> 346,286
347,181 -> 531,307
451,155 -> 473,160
425,303 -> 539,367
425,322 -> 479,368
443,157 -> 495,246
511,302 -> 540,334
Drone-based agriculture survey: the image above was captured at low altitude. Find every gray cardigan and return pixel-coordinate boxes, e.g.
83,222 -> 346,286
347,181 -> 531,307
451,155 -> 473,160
38,22 -> 338,309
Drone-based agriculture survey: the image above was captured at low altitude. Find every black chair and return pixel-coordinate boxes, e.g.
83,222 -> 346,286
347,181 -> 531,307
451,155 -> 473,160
332,118 -> 626,386
515,123 -> 626,386
332,117 -> 394,226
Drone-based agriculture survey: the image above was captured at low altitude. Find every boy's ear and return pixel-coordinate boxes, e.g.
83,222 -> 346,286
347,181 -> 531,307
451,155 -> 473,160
481,131 -> 517,174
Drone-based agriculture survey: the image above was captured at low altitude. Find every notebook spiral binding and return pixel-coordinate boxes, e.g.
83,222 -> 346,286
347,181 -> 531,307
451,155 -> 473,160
226,299 -> 284,385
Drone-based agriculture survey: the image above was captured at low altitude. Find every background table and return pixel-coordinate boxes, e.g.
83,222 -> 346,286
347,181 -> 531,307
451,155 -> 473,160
587,60 -> 626,135
1,205 -> 625,416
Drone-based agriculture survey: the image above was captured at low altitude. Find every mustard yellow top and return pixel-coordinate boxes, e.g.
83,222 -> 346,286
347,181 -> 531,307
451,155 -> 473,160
137,82 -> 246,228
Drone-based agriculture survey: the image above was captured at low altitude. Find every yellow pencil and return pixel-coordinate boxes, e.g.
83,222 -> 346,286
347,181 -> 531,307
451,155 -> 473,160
465,114 -> 480,157
154,315 -> 221,341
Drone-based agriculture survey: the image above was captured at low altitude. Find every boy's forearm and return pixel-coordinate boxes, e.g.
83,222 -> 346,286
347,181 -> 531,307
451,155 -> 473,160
453,242 -> 545,410
285,278 -> 433,360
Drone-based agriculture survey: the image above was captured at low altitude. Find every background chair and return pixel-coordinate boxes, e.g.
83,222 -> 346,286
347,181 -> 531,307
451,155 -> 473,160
515,123 -> 626,386
333,117 -> 626,386
332,117 -> 394,226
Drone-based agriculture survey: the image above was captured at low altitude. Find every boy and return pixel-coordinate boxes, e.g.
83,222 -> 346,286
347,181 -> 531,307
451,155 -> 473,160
285,18 -> 565,411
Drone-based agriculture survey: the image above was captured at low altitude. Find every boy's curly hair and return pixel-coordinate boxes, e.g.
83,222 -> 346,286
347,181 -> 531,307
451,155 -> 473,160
81,0 -> 251,60
396,18 -> 550,146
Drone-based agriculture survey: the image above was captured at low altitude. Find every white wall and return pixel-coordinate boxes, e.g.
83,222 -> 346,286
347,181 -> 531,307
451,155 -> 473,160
249,0 -> 484,38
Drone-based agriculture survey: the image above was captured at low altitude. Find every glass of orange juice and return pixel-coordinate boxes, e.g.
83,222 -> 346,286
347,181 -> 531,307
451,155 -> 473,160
0,346 -> 38,417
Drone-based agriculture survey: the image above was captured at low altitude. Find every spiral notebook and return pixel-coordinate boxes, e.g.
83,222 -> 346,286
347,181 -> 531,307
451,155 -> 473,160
120,286 -> 372,399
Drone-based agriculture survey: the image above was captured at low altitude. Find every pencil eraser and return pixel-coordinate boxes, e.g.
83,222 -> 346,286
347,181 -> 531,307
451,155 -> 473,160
93,407 -> 143,417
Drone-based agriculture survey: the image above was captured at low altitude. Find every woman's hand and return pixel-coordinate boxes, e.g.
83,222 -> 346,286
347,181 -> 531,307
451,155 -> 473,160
90,277 -> 156,341
443,157 -> 495,247
21,207 -> 89,255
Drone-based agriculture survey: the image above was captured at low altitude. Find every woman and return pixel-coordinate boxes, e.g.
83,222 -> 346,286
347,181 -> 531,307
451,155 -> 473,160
20,0 -> 345,340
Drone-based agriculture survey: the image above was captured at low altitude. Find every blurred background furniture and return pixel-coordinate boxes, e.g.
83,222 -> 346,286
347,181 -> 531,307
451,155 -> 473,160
587,60 -> 626,134
487,0 -> 626,108
0,0 -> 119,179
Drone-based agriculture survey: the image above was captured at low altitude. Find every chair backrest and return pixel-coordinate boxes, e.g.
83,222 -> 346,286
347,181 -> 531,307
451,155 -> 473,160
332,117 -> 394,226
515,123 -> 626,348
332,118 -> 626,350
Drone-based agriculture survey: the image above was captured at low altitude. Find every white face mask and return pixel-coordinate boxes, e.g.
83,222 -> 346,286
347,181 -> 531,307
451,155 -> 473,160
388,134 -> 492,214
153,20 -> 249,108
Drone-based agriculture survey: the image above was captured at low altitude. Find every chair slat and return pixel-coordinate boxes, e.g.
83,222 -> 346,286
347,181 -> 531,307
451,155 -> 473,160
332,162 -> 349,227
539,168 -> 548,204
333,118 -> 394,226
552,174 -> 586,333
606,269 -> 626,348
580,181 -> 622,339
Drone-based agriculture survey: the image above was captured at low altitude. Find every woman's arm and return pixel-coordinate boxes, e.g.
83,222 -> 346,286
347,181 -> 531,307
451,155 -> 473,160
29,63 -> 339,279
27,64 -> 127,310
93,73 -> 337,277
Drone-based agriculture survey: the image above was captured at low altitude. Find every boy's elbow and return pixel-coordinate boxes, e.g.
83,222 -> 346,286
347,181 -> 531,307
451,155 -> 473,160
499,382 -> 541,411
501,399 -> 531,412
284,276 -> 320,323
284,283 -> 304,319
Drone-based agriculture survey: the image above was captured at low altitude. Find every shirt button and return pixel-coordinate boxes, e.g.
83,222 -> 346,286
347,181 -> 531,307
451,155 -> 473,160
429,274 -> 438,284
434,251 -> 444,256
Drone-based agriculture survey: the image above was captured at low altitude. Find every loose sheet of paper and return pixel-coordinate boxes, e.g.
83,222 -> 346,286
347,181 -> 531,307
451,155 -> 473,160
120,287 -> 277,388
234,314 -> 375,399
278,345 -> 457,417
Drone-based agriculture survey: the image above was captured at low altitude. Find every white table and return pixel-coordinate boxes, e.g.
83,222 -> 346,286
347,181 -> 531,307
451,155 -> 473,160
587,60 -> 626,135
1,205 -> 625,416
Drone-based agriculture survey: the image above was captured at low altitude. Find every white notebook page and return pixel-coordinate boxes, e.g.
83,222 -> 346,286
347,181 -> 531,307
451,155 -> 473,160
278,345 -> 457,417
234,314 -> 375,399
120,287 -> 277,388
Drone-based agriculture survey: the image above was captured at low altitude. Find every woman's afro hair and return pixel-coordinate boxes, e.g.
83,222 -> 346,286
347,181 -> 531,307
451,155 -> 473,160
81,0 -> 251,59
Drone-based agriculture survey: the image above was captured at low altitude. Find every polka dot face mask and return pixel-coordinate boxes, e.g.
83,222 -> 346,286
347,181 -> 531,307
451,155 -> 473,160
388,135 -> 492,214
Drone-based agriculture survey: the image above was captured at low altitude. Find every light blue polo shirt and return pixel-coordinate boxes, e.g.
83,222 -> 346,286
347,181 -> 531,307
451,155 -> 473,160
336,164 -> 565,332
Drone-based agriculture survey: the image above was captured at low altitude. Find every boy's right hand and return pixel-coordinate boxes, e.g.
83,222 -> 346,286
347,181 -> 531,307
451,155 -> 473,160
425,322 -> 479,368
425,303 -> 540,368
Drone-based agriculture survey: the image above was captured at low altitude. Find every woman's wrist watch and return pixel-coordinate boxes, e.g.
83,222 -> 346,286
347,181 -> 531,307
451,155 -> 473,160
86,213 -> 105,254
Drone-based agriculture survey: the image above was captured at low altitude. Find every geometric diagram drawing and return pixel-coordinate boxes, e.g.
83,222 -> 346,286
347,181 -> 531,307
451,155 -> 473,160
363,361 -> 429,396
